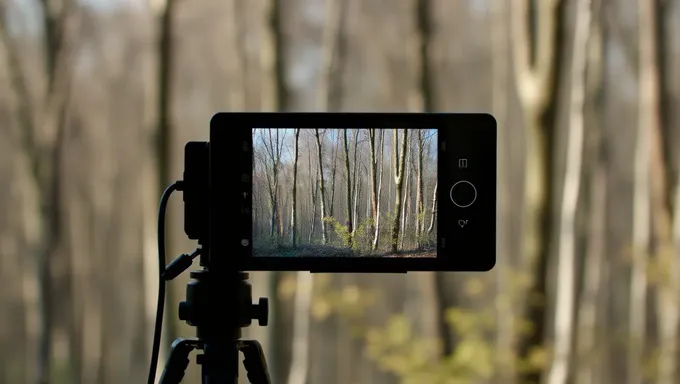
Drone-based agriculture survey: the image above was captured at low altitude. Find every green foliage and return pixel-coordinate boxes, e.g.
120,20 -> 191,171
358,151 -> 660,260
365,309 -> 497,384
352,217 -> 378,254
323,216 -> 352,248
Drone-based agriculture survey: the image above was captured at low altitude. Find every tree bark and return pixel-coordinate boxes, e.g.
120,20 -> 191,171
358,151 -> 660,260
317,0 -> 346,112
373,130 -> 385,250
351,130 -> 360,236
491,0 -> 513,381
308,136 -> 319,243
369,129 -> 378,233
646,1 -> 677,383
329,134 -> 340,219
510,1 -> 566,383
628,0 -> 657,382
416,130 -> 424,245
546,1 -> 591,383
291,129 -> 300,247
390,129 -> 408,254
575,3 -> 606,383
315,129 -> 328,245
343,129 -> 353,247
427,182 -> 437,234
401,139 -> 413,251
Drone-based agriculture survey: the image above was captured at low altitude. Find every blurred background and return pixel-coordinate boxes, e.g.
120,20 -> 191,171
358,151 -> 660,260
1,0 -> 679,383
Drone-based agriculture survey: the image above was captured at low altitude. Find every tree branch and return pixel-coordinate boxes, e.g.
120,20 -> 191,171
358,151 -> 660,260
510,0 -> 537,105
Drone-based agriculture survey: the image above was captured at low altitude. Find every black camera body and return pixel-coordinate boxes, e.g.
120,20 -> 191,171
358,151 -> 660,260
185,112 -> 497,273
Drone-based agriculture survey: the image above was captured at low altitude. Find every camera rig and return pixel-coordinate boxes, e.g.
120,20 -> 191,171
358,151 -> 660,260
146,142 -> 271,384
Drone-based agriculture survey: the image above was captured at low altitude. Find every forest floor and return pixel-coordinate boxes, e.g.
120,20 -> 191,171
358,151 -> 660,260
254,243 -> 436,258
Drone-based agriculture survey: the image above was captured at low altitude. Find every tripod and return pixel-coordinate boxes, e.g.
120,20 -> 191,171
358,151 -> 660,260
158,267 -> 271,384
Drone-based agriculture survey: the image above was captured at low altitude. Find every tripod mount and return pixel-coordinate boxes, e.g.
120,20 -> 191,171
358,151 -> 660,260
159,267 -> 271,384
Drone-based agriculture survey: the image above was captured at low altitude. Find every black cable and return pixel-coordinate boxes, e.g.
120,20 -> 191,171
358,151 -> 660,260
147,181 -> 184,384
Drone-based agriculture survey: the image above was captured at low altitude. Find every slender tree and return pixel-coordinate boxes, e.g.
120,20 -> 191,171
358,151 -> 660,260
644,1 -> 677,383
315,129 -> 328,245
575,4 -> 606,382
415,130 -> 425,245
290,129 -> 300,247
390,129 -> 408,254
329,132 -> 340,218
351,129 -> 360,237
546,0 -> 591,383
307,135 -> 319,243
373,130 -> 385,250
510,1 -> 567,381
628,0 -> 657,380
369,129 -> 379,231
427,182 -> 437,234
343,129 -> 353,247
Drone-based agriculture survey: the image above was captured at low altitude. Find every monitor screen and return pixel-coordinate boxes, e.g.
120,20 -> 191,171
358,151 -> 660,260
251,128 -> 437,258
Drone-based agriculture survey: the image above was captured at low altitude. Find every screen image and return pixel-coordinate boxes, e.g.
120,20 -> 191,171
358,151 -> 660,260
251,128 -> 438,258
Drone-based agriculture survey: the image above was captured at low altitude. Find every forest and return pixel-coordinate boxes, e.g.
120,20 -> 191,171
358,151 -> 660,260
251,128 -> 438,258
1,0 -> 680,383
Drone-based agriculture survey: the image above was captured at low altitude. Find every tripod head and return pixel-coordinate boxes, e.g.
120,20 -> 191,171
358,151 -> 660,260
159,266 -> 271,384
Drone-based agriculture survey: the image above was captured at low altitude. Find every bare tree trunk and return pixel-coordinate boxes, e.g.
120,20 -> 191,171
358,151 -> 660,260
315,129 -> 328,245
369,129 -> 378,230
491,0 -> 513,381
546,1 -> 591,384
391,129 -> 408,254
373,130 -> 385,250
628,0 -> 657,381
329,134 -> 340,218
308,136 -> 318,243
355,171 -> 362,228
351,130 -> 360,236
646,1 -> 677,382
149,0 -> 181,360
415,131 -> 424,247
575,3 -> 606,383
427,182 -> 437,234
291,129 -> 300,247
343,129 -> 353,247
0,2 -> 79,382
286,272 -> 313,384
317,0 -> 345,112
510,1 -> 566,382
400,141 -> 412,251
227,0 -> 246,111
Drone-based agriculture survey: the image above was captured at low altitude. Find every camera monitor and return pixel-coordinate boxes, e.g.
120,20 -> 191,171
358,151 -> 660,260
209,113 -> 496,272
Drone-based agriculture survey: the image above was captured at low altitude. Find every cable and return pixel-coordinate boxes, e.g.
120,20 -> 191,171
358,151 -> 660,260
147,181 -> 184,384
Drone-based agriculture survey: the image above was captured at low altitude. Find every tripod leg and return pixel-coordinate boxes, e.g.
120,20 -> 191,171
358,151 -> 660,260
199,341 -> 240,384
240,340 -> 272,384
159,338 -> 198,384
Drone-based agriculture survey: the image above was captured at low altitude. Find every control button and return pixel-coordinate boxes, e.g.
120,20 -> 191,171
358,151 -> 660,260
242,207 -> 251,214
242,191 -> 249,199
241,239 -> 250,247
457,219 -> 468,228
450,180 -> 477,208
458,158 -> 468,168
241,174 -> 249,182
